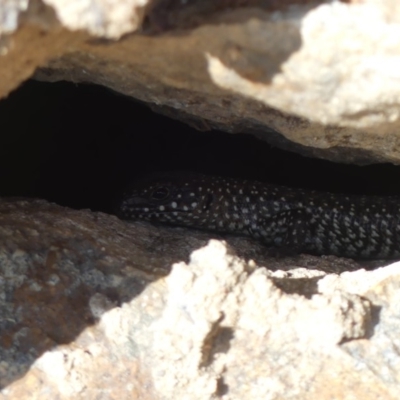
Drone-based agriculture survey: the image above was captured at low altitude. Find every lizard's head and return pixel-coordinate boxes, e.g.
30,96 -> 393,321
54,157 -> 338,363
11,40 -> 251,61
114,171 -> 217,226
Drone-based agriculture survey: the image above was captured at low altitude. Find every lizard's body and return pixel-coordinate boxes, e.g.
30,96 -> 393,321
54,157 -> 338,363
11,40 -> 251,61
114,171 -> 400,259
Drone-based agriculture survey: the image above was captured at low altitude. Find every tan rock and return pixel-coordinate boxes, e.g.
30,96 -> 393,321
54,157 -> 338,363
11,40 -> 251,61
0,198 -> 399,399
1,1 -> 400,397
1,1 -> 400,162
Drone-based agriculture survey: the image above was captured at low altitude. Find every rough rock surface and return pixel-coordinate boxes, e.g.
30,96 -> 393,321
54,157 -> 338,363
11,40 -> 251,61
1,198 -> 400,399
1,0 -> 400,163
2,1 -> 400,398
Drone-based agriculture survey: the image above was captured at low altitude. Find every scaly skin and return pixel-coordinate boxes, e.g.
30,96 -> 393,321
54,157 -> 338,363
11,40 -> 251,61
114,171 -> 400,259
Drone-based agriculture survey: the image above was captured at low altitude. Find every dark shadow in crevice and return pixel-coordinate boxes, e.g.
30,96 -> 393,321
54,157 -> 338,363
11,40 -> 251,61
216,376 -> 230,396
270,276 -> 322,299
364,303 -> 382,340
143,0 -> 322,35
338,302 -> 382,345
3,80 -> 400,214
200,322 -> 235,368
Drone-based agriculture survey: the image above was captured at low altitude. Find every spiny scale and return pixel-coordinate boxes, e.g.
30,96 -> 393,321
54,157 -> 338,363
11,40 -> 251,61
114,171 -> 400,259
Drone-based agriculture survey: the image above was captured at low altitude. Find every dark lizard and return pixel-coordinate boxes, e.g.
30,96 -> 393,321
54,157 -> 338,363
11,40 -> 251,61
114,171 -> 400,259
